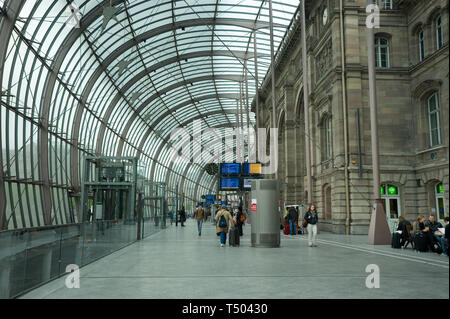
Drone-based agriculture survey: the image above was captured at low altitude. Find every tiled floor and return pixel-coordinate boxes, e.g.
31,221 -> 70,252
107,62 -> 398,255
20,219 -> 449,299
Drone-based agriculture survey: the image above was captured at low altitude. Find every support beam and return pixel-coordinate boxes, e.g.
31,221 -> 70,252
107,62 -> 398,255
269,0 -> 279,180
253,30 -> 260,157
366,0 -> 391,245
301,0 -> 313,205
0,0 -> 25,230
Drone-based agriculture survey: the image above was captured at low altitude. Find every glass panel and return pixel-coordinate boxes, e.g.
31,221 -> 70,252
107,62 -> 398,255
389,198 -> 399,219
419,31 -> 424,61
387,185 -> 398,195
428,94 -> 437,112
380,47 -> 388,67
437,198 -> 445,220
430,126 -> 439,147
436,16 -> 443,49
436,183 -> 444,194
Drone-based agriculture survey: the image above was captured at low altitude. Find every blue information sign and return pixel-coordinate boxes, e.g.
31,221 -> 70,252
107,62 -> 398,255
220,177 -> 240,190
221,163 -> 240,175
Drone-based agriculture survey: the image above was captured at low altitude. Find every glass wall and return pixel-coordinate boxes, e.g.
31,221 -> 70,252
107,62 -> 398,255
0,219 -> 142,299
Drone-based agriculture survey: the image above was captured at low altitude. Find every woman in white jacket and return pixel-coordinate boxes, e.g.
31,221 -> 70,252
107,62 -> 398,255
303,205 -> 319,247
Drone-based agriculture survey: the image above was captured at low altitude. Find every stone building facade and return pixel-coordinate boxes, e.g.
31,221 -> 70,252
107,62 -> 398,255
254,0 -> 449,234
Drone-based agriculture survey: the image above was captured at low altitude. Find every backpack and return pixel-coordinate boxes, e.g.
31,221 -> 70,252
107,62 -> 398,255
219,214 -> 227,228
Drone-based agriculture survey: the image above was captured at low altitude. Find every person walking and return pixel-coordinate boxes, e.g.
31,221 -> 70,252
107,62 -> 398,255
168,210 -> 174,225
397,216 -> 411,248
179,206 -> 186,227
304,204 -> 319,247
288,206 -> 298,236
235,206 -> 248,237
194,205 -> 207,236
215,205 -> 234,247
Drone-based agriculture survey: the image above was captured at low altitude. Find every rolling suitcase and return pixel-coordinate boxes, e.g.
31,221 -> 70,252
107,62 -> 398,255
229,227 -> 240,247
283,222 -> 290,235
391,232 -> 401,248
414,231 -> 428,252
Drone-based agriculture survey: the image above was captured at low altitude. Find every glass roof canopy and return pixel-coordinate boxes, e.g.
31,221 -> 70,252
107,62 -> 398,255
0,0 -> 299,228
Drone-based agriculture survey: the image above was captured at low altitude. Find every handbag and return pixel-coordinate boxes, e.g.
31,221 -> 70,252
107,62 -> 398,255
302,219 -> 308,228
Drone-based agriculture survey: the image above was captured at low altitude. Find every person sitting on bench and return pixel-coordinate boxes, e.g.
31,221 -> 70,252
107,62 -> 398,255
425,214 -> 443,247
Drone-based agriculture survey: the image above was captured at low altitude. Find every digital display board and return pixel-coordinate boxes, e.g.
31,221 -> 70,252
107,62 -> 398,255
220,177 -> 240,190
242,163 -> 262,175
221,163 -> 240,175
206,200 -> 214,205
205,194 -> 216,200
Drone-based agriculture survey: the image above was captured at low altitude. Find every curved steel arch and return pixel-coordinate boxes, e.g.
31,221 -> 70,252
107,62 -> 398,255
150,120 -> 246,198
0,0 -> 299,230
0,0 -> 25,229
116,92 -> 241,156
44,14 -> 276,209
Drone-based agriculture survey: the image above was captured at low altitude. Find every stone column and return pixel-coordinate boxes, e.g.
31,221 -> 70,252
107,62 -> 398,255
284,118 -> 298,204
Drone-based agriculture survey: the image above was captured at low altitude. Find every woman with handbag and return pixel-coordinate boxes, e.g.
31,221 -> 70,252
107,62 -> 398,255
303,204 -> 319,247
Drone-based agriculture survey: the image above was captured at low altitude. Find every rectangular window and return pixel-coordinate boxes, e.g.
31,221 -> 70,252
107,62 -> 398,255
419,30 -> 425,61
375,38 -> 390,68
428,93 -> 441,147
389,198 -> 399,219
376,46 -> 389,68
326,118 -> 331,159
382,0 -> 392,10
436,16 -> 443,50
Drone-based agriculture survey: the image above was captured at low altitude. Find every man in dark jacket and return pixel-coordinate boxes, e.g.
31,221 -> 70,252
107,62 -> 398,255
288,207 -> 298,236
236,206 -> 248,237
425,215 -> 443,246
179,206 -> 186,227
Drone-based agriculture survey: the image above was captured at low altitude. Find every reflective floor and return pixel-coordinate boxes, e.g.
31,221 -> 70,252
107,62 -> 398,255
21,219 -> 449,299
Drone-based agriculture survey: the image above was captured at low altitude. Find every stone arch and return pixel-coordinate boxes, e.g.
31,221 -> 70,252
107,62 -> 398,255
411,22 -> 425,36
425,6 -> 443,26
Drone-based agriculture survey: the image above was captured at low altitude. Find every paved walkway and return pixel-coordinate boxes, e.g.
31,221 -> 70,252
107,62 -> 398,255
21,219 -> 449,299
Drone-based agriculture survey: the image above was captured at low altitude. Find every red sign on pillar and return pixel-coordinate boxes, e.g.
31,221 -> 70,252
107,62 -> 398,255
251,199 -> 257,212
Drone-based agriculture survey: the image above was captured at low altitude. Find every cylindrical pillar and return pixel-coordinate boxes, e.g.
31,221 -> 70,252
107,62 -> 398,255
251,179 -> 280,248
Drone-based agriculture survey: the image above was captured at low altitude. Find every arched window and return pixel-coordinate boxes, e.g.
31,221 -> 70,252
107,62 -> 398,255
435,15 -> 443,50
427,92 -> 441,147
375,37 -> 390,68
418,28 -> 425,61
381,184 -> 401,230
435,182 -> 446,223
